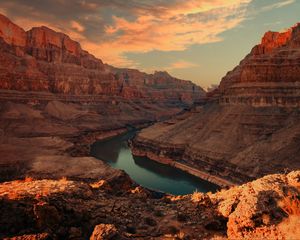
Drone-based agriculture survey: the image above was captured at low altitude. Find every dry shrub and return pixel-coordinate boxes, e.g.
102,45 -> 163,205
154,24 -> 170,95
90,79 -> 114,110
59,176 -> 68,183
191,190 -> 212,207
279,193 -> 300,216
191,190 -> 203,202
278,193 -> 300,239
24,176 -> 34,182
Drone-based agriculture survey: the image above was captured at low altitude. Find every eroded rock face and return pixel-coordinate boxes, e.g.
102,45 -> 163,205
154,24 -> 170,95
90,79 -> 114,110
89,224 -> 118,240
132,103 -> 300,185
0,171 -> 299,239
0,13 -> 205,184
0,14 -> 26,47
219,23 -> 300,107
0,13 -> 204,100
132,23 -> 300,187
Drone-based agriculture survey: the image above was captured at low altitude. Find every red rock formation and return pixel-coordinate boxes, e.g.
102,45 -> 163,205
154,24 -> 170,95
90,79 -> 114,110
0,14 -> 26,47
131,23 -> 300,187
0,171 -> 299,239
0,13 -> 204,101
254,29 -> 292,54
218,23 -> 300,107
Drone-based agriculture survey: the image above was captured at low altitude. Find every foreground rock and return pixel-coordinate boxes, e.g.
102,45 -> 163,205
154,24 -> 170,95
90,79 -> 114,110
0,171 -> 299,239
132,23 -> 300,186
89,224 -> 118,240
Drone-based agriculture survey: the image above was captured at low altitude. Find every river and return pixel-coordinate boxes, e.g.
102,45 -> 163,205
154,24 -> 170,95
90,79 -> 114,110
91,131 -> 219,195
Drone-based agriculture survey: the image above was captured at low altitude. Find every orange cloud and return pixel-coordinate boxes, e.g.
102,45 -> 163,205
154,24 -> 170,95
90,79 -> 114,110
167,61 -> 199,70
0,0 -> 253,68
92,0 -> 252,66
71,20 -> 85,32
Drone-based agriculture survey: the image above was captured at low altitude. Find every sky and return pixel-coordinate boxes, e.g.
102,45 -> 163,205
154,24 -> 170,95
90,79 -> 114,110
0,0 -> 299,89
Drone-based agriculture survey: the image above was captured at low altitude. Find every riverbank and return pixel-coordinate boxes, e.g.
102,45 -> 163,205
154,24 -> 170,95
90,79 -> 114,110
91,130 -> 219,194
0,96 -> 171,183
130,145 -> 235,188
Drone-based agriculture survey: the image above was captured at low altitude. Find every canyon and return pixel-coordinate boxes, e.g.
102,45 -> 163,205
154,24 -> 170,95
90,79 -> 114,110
132,23 -> 300,187
0,13 -> 204,182
0,13 -> 299,239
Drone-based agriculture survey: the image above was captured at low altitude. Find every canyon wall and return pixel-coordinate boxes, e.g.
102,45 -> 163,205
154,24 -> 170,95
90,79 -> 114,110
132,23 -> 300,185
218,23 -> 300,107
0,13 -> 204,102
0,13 -> 299,240
0,13 -> 205,184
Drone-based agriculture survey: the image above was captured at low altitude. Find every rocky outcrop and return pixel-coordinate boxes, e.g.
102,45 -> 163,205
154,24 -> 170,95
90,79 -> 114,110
0,13 -> 204,100
89,224 -> 118,240
218,23 -> 300,107
0,171 -> 299,239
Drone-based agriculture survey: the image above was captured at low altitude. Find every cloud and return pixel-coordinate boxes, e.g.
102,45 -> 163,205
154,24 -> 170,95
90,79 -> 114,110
95,0 -> 252,66
263,21 -> 282,26
261,0 -> 295,12
0,0 -> 252,67
71,20 -> 85,32
166,61 -> 199,70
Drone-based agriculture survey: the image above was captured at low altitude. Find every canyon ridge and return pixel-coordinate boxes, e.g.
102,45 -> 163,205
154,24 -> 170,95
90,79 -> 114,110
0,13 -> 299,240
132,23 -> 300,186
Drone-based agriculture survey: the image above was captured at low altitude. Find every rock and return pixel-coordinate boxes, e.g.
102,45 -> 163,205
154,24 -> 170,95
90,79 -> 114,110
0,172 -> 299,239
89,224 -> 118,240
3,233 -> 50,240
0,13 -> 206,187
33,202 -> 61,229
45,101 -> 86,120
0,14 -> 26,47
144,217 -> 157,226
0,128 -> 4,144
218,23 -> 300,107
69,227 -> 82,239
0,13 -> 204,101
130,23 -> 300,186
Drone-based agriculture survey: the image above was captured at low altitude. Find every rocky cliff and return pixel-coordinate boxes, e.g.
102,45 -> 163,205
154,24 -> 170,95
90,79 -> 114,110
0,170 -> 299,239
0,13 -> 205,191
132,23 -> 300,186
219,23 -> 300,107
0,13 -> 204,100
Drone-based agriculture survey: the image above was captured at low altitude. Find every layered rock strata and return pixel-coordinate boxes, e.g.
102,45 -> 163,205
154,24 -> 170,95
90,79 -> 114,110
0,13 -> 204,183
132,24 -> 300,186
132,104 -> 300,185
0,13 -> 204,101
219,23 -> 300,107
